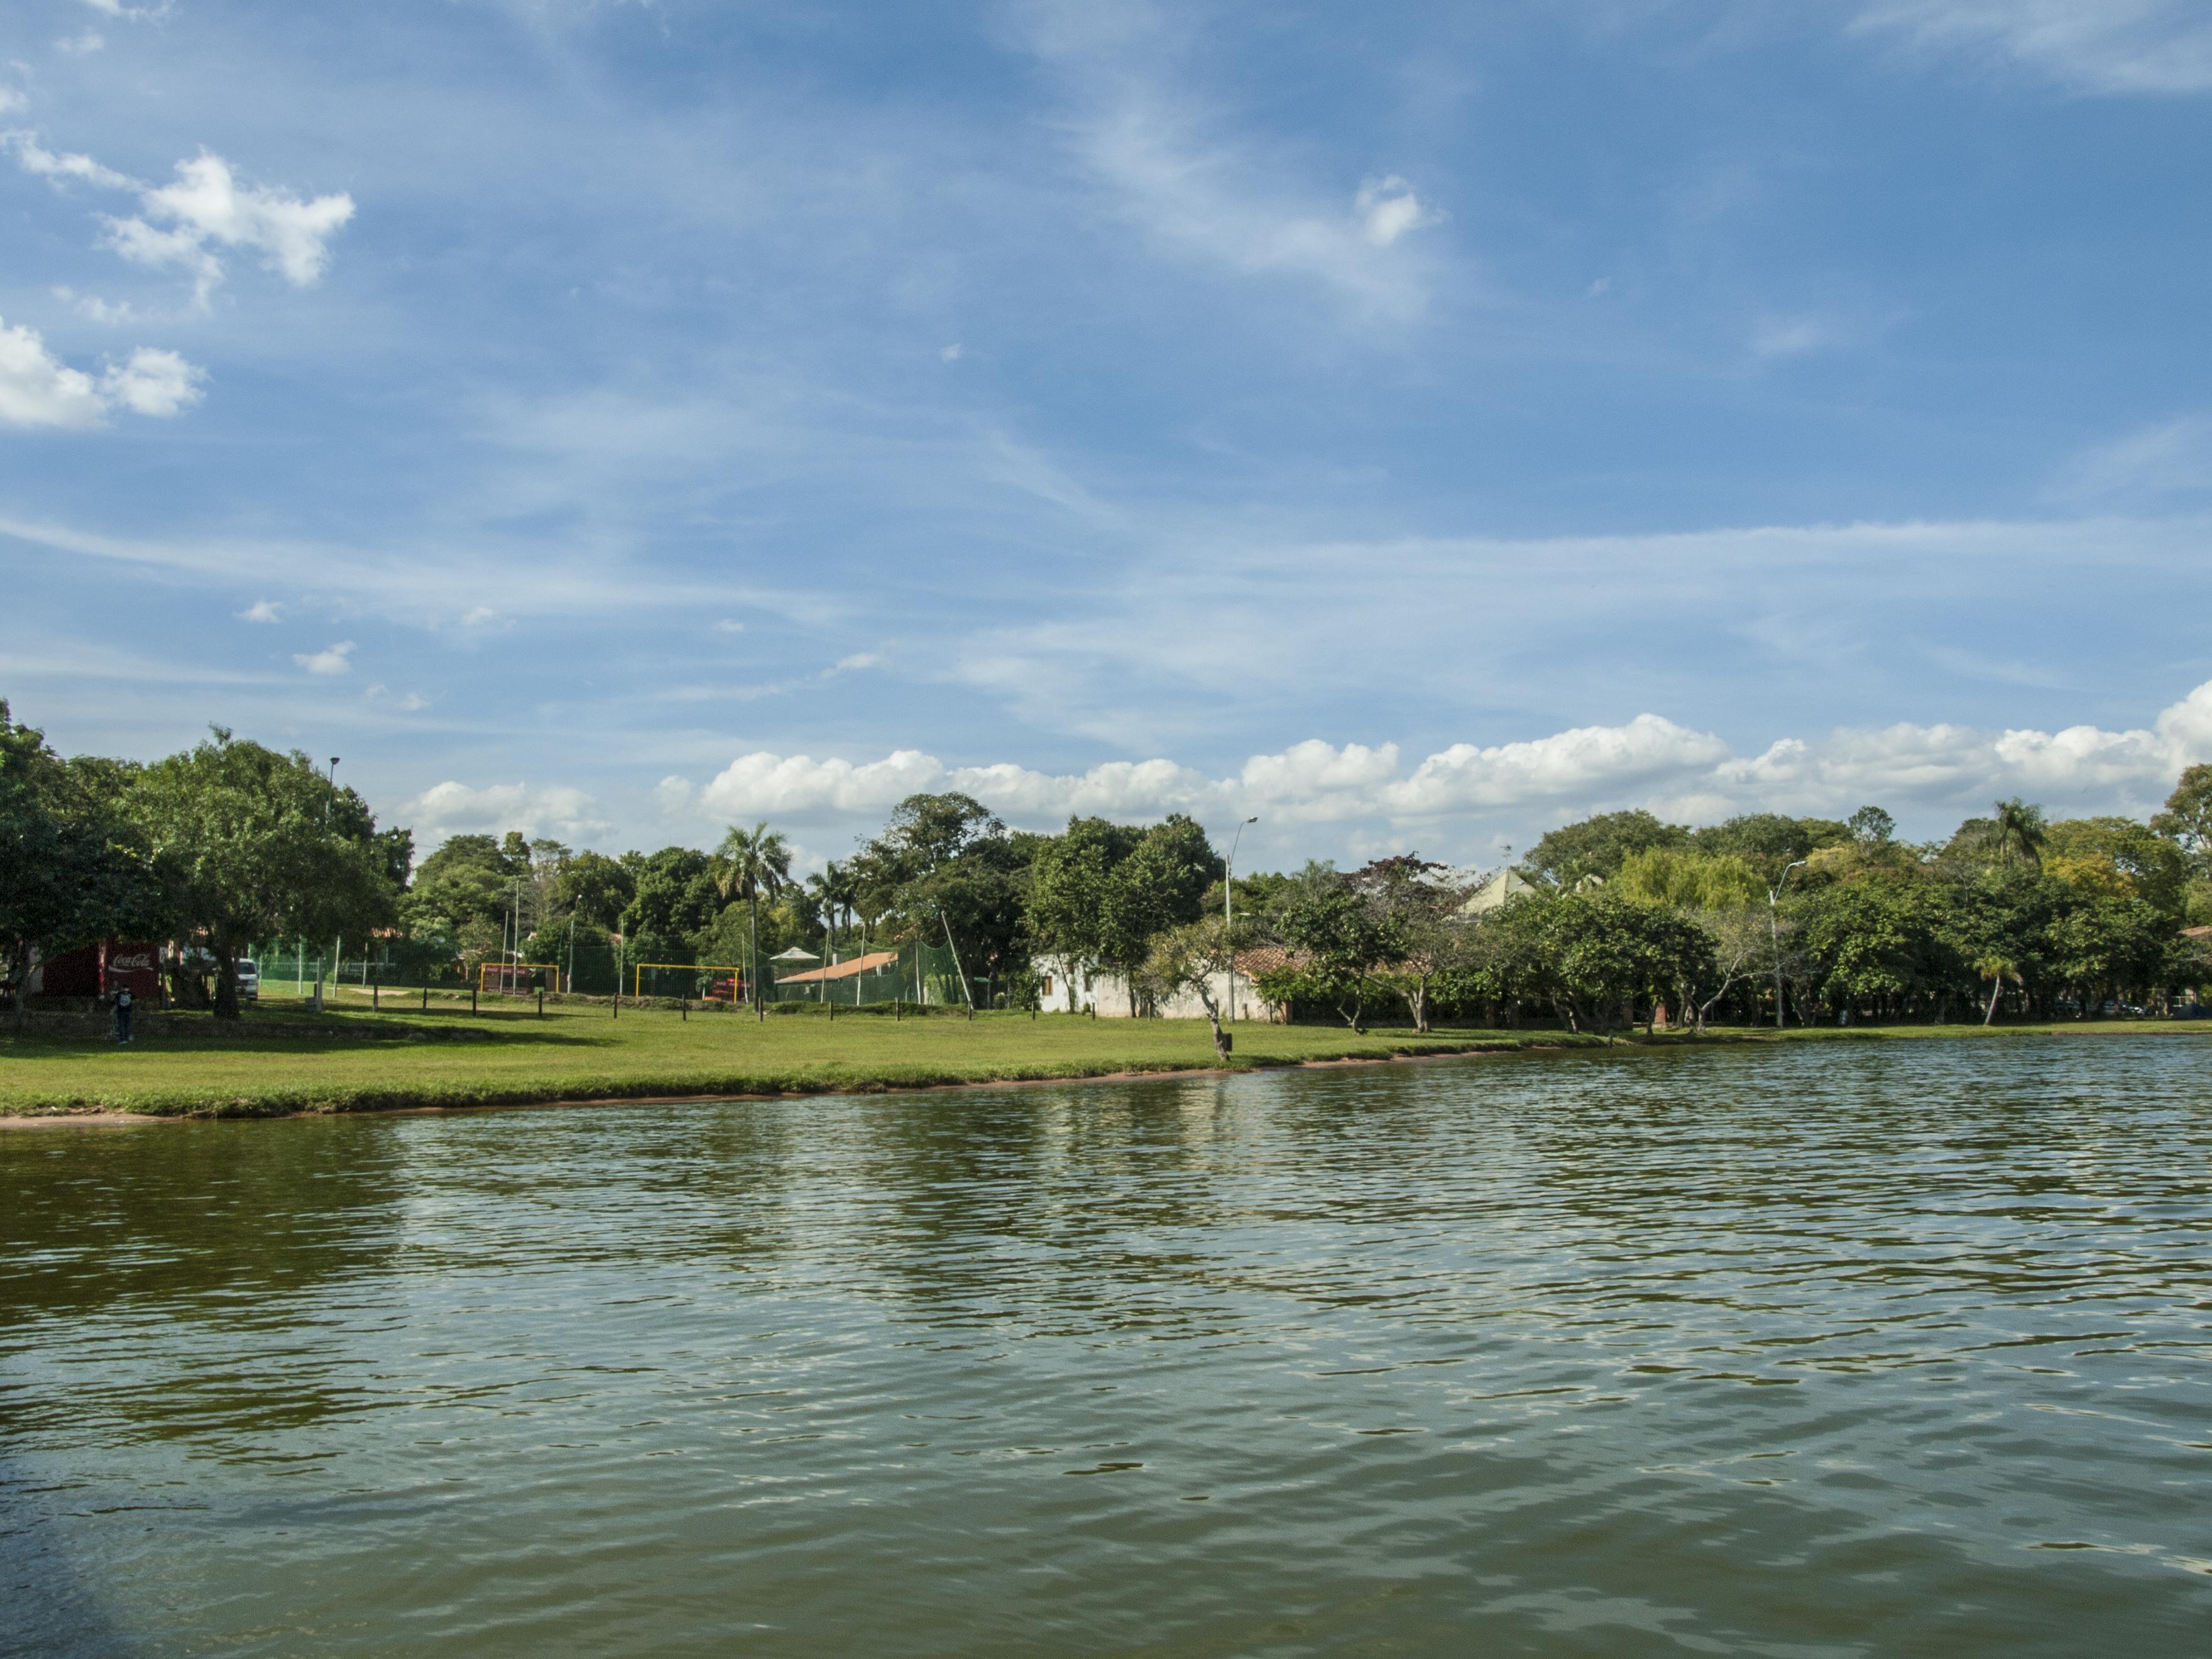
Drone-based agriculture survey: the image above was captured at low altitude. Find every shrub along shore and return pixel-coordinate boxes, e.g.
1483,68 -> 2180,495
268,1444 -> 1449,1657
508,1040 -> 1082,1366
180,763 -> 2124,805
3,995 -> 2203,1120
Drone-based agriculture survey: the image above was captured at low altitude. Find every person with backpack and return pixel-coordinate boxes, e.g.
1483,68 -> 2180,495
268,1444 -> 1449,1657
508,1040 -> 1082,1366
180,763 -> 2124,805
114,985 -> 134,1045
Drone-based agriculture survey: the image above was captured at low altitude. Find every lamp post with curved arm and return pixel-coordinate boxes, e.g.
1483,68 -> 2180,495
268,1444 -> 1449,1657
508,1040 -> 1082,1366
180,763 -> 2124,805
1769,858 -> 1807,1029
1226,816 -> 1257,1023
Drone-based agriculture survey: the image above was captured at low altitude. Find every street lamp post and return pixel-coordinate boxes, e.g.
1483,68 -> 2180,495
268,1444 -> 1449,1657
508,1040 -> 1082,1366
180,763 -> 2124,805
1769,858 -> 1807,1030
1226,816 -> 1257,1023
325,757 -> 341,828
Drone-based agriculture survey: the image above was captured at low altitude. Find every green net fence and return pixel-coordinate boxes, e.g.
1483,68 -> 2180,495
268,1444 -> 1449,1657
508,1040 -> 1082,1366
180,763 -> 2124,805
624,939 -> 967,1006
247,938 -> 980,1007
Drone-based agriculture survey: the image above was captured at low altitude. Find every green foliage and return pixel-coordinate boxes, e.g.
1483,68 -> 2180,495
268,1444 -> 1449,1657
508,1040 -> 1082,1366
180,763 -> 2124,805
2044,816 -> 2190,916
853,794 -> 1033,982
1523,809 -> 1690,887
1027,813 -> 1220,1009
1611,846 -> 1766,911
552,850 -> 635,931
1,701 -> 163,1003
129,728 -> 398,1017
1690,813 -> 1851,878
627,846 -> 723,940
2152,764 -> 2212,875
1268,862 -> 1405,1029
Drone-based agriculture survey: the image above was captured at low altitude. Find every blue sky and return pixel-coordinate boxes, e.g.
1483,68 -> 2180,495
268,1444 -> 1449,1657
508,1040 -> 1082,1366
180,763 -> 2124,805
3,0 -> 2209,872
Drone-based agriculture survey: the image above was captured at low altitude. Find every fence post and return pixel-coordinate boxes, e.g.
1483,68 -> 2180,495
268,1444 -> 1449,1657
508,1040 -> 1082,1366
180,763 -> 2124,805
537,990 -> 544,1018
421,985 -> 428,1013
471,983 -> 478,1016
373,974 -> 379,1012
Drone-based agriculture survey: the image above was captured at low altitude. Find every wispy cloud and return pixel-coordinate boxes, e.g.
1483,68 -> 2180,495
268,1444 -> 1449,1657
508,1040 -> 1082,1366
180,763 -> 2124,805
1853,0 -> 2212,96
2051,415 -> 2212,503
1019,4 -> 1447,317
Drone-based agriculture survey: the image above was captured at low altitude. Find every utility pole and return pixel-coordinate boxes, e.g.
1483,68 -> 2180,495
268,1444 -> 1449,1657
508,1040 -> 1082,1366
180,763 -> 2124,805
1769,859 -> 1807,1030
1225,816 -> 1256,1023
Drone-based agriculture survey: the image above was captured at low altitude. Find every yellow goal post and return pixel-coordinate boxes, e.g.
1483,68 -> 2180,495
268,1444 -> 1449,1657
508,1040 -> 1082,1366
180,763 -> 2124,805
479,961 -> 563,996
632,963 -> 750,1002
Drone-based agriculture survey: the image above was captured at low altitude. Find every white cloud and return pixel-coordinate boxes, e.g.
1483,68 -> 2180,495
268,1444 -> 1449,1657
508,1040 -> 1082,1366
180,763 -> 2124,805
402,780 -> 612,847
2052,415 -> 2212,502
78,0 -> 173,17
668,677 -> 2212,843
293,641 -> 355,676
1853,0 -> 2212,96
0,91 -> 22,118
0,315 -> 107,429
7,136 -> 353,307
107,151 -> 354,303
55,32 -> 104,56
1751,314 -> 1839,359
6,133 -> 131,190
711,617 -> 745,633
1354,175 -> 1441,248
0,318 -> 196,430
239,599 -> 283,623
461,606 -> 498,625
940,342 -> 963,363
828,652 -> 880,675
1024,12 -> 1443,316
99,346 -> 202,416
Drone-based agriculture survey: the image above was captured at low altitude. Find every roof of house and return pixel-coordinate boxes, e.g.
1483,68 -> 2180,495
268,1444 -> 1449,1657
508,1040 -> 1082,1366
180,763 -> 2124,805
1232,944 -> 1308,978
775,949 -> 901,985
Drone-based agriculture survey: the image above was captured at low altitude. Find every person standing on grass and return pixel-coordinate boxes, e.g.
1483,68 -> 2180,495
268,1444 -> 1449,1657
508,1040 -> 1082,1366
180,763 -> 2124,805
114,984 -> 134,1045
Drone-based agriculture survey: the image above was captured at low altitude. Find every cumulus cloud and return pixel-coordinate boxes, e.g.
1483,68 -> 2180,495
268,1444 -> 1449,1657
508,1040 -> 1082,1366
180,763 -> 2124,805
667,678 -> 2212,843
402,780 -> 612,848
7,134 -> 353,307
239,599 -> 283,623
1853,0 -> 2212,96
293,641 -> 355,676
99,346 -> 202,415
0,316 -> 107,429
108,151 -> 354,304
0,315 -> 200,429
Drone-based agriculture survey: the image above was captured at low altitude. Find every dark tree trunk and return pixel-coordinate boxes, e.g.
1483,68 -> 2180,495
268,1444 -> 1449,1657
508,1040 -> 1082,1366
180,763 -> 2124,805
213,943 -> 241,1021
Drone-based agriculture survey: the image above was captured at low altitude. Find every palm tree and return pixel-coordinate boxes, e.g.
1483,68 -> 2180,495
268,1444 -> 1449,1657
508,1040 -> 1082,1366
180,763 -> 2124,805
1990,798 -> 2047,870
713,821 -> 791,1018
1974,953 -> 2019,1026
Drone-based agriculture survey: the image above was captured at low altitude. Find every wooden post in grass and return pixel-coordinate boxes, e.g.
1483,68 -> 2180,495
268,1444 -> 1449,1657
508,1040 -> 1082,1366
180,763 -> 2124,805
421,986 -> 427,1013
471,983 -> 478,1016
537,990 -> 544,1018
373,974 -> 379,1012
681,998 -> 687,1022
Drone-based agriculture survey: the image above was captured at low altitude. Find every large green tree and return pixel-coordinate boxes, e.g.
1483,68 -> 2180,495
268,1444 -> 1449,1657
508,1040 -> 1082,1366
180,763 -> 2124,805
1,702 -> 162,1019
1524,809 -> 1691,887
130,730 -> 398,1017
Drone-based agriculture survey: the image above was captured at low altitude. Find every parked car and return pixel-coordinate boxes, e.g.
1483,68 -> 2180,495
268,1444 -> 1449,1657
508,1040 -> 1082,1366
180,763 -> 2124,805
236,960 -> 260,1002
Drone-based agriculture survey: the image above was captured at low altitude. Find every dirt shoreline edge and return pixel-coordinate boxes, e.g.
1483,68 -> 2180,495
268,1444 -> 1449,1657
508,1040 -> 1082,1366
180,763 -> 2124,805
0,1038 -> 1597,1126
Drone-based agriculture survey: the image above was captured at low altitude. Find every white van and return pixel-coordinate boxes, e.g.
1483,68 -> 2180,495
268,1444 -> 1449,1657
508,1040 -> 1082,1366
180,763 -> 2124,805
235,960 -> 260,1002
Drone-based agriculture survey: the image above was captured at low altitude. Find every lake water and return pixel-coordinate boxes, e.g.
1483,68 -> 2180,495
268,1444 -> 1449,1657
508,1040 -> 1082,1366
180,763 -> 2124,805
5,1038 -> 2211,1656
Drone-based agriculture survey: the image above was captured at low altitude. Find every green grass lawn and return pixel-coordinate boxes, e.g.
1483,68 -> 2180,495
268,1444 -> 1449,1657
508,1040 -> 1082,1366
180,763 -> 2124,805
2,990 -> 2202,1118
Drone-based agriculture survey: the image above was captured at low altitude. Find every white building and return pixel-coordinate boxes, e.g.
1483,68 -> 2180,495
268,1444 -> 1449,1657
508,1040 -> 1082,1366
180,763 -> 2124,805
1032,948 -> 1294,1022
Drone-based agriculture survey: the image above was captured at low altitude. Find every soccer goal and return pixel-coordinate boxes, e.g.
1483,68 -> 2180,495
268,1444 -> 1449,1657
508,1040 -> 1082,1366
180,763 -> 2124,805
479,961 -> 562,996
632,963 -> 749,1002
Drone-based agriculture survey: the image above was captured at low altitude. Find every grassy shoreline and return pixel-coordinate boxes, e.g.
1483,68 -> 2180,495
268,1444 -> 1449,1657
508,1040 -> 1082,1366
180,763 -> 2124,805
1,997 -> 2204,1120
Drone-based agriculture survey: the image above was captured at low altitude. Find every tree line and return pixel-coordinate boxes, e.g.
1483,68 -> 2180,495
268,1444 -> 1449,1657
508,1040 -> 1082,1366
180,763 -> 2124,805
6,697 -> 2209,1029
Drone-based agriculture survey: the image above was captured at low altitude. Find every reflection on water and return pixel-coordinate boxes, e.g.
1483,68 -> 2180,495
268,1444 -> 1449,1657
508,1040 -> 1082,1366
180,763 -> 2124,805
5,1039 -> 2212,1656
